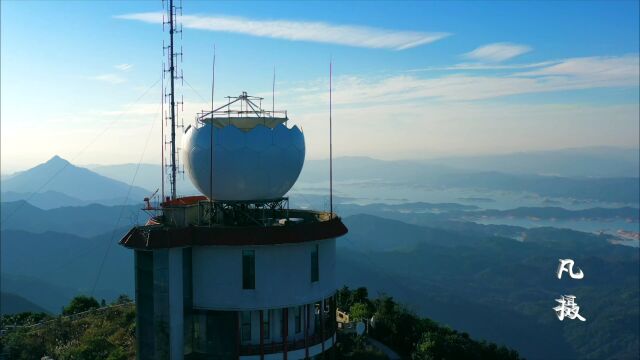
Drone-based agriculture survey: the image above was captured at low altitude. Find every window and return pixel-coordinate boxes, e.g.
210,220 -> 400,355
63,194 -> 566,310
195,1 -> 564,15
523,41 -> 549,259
241,311 -> 251,342
242,250 -> 255,289
311,244 -> 319,282
263,310 -> 270,339
294,306 -> 302,334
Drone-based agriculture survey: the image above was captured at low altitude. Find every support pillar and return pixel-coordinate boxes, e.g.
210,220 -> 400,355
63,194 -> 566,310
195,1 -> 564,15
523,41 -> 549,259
321,300 -> 325,354
283,308 -> 288,360
236,312 -> 241,360
304,304 -> 309,359
260,310 -> 264,360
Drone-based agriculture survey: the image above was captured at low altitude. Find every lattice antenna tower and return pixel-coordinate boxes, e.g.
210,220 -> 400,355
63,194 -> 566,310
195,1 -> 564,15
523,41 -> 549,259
162,0 -> 184,199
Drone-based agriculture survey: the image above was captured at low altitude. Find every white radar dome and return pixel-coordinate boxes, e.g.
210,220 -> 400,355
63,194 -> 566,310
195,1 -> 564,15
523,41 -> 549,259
182,122 -> 305,201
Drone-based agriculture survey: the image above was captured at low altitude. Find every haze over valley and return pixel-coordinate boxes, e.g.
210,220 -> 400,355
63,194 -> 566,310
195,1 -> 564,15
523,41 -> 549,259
1,146 -> 638,359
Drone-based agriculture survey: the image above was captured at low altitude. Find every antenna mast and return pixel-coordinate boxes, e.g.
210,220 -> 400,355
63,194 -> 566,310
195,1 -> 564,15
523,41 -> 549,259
210,46 -> 216,201
164,0 -> 181,200
161,63 -> 165,201
329,59 -> 333,216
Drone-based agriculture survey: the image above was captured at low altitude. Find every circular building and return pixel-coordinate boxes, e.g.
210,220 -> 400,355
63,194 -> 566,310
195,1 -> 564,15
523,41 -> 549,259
121,92 -> 347,360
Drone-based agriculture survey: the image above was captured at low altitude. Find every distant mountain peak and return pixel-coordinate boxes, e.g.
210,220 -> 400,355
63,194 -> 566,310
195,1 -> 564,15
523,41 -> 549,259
2,155 -> 150,202
47,155 -> 71,166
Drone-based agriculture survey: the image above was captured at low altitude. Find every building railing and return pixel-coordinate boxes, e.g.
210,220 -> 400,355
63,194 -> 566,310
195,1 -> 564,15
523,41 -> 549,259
239,330 -> 335,356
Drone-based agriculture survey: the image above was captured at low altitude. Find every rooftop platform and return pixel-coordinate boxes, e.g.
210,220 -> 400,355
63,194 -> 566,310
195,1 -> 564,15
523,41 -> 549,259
119,196 -> 348,250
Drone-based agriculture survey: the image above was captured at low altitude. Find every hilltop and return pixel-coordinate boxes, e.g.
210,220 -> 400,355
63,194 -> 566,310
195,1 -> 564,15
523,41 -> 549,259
1,156 -> 150,208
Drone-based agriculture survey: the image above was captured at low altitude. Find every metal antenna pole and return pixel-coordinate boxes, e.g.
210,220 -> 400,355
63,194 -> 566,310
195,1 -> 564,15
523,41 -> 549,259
168,0 -> 177,200
161,63 -> 165,202
272,66 -> 276,117
210,45 -> 216,202
329,59 -> 333,216
211,45 -> 216,114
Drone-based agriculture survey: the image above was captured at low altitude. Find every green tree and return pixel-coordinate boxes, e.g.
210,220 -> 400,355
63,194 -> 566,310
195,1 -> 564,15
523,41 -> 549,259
349,302 -> 370,322
112,294 -> 132,305
62,295 -> 100,315
337,285 -> 353,310
352,287 -> 369,304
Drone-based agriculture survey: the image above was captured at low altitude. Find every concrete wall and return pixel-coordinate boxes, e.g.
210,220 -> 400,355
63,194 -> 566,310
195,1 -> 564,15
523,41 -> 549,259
192,240 -> 336,310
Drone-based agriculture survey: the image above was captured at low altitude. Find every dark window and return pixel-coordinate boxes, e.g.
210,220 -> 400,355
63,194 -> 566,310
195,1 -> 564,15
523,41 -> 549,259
263,310 -> 270,339
294,306 -> 302,334
241,311 -> 251,342
311,244 -> 319,282
192,310 -> 238,357
242,250 -> 255,289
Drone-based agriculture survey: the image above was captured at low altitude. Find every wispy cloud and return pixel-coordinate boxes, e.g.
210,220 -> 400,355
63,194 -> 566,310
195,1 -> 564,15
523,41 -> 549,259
517,55 -> 639,78
115,63 -> 133,71
90,74 -> 126,84
408,61 -> 558,72
116,12 -> 450,50
288,55 -> 639,104
465,42 -> 532,62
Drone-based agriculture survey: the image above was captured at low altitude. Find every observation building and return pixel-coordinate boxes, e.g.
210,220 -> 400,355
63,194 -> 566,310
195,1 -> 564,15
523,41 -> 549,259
120,92 -> 348,360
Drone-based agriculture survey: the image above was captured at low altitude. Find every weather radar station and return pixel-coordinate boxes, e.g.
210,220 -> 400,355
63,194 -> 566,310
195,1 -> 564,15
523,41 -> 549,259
118,1 -> 347,359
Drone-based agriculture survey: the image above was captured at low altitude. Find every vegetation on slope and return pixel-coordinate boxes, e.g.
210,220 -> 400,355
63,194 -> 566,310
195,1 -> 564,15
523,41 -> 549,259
335,286 -> 522,360
3,290 -> 523,360
1,295 -> 134,360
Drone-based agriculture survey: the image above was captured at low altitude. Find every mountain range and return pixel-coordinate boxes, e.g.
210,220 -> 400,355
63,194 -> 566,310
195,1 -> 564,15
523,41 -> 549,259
4,148 -> 639,207
0,292 -> 48,315
336,214 -> 639,360
1,155 -> 150,208
1,150 -> 638,359
426,146 -> 640,178
87,153 -> 640,205
1,204 -> 637,359
0,200 -> 142,237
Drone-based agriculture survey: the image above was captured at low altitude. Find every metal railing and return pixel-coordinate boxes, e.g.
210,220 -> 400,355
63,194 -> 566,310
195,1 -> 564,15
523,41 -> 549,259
239,330 -> 335,356
0,301 -> 134,334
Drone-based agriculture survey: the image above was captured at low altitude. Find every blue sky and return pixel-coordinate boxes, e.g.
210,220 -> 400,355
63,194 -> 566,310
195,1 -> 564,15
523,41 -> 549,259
1,0 -> 638,173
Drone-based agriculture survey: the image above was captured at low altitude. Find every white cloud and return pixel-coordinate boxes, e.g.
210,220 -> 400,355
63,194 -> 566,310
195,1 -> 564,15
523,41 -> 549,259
288,55 -> 639,104
91,74 -> 126,84
408,61 -> 558,72
465,42 -> 532,62
517,55 -> 640,78
115,63 -> 133,71
116,12 -> 449,50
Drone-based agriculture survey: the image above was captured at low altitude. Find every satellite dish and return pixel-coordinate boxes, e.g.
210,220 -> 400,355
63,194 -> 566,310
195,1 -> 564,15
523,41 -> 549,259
356,321 -> 366,336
